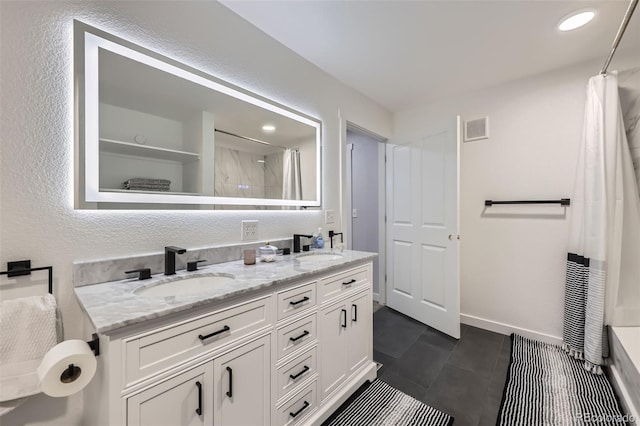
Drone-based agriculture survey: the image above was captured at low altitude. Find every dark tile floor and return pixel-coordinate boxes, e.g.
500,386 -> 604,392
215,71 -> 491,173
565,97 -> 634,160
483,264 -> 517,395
373,306 -> 511,426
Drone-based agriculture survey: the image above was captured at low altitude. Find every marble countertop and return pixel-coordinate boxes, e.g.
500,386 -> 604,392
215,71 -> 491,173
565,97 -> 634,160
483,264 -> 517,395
74,249 -> 377,334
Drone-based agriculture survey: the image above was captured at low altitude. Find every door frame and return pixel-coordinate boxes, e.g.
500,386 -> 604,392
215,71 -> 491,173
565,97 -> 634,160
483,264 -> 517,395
344,121 -> 388,305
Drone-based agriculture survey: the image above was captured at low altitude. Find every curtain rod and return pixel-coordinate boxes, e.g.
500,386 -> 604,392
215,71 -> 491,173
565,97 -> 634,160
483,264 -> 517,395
214,128 -> 290,150
601,0 -> 638,75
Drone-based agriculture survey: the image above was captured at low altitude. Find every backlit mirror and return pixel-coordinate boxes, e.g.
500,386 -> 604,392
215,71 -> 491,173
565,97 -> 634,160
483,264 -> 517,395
75,22 -> 321,209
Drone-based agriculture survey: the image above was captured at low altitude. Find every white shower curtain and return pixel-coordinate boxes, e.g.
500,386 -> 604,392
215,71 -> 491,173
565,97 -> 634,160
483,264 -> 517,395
563,71 -> 640,374
283,148 -> 302,202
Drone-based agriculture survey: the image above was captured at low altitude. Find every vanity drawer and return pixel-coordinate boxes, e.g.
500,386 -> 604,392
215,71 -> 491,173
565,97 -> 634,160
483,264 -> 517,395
124,295 -> 272,386
276,380 -> 318,426
276,346 -> 317,401
276,281 -> 317,322
276,313 -> 317,360
319,266 -> 368,302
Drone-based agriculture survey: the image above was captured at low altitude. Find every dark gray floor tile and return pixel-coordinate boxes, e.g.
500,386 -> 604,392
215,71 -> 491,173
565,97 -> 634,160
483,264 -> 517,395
489,338 -> 511,394
373,349 -> 396,375
422,364 -> 490,426
378,370 -> 430,404
419,326 -> 459,351
478,392 -> 503,426
448,326 -> 504,378
385,338 -> 452,389
373,307 -> 426,358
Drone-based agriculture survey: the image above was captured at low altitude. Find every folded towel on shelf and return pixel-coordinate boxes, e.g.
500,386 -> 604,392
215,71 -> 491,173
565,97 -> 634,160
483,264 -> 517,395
123,178 -> 171,186
123,178 -> 171,192
0,294 -> 59,404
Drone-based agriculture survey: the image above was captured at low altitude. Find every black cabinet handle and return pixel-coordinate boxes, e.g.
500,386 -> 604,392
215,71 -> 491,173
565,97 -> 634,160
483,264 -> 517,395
226,366 -> 233,398
341,309 -> 347,328
342,279 -> 356,286
352,303 -> 358,322
290,401 -> 310,418
198,325 -> 230,341
195,381 -> 202,415
289,330 -> 309,342
289,296 -> 310,306
289,365 -> 310,380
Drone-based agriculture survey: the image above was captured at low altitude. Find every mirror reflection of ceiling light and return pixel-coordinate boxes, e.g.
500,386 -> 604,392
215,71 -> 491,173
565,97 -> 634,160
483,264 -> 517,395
262,124 -> 276,133
558,10 -> 595,31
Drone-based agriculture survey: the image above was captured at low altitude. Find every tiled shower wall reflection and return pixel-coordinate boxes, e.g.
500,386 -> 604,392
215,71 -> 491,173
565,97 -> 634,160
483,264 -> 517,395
214,146 -> 283,201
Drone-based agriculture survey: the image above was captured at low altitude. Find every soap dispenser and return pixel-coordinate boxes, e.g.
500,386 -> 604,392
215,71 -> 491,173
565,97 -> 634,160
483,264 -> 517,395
314,228 -> 324,249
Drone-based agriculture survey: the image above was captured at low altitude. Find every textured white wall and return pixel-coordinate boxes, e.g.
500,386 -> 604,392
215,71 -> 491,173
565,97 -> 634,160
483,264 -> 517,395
394,53 -> 640,343
0,2 -> 391,424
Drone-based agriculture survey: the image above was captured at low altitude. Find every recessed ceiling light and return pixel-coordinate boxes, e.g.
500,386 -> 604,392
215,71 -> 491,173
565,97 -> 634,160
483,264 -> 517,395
262,124 -> 276,133
558,10 -> 595,31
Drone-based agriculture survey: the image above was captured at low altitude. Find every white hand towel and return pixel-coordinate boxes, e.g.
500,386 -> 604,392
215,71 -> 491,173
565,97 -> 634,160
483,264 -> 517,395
0,294 -> 58,403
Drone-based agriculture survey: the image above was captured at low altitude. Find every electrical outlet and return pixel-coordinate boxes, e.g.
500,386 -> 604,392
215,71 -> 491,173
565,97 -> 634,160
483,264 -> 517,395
325,209 -> 335,224
241,220 -> 258,241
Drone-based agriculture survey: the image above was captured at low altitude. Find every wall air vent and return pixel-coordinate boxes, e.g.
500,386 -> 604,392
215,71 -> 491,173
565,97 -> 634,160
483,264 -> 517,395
463,117 -> 489,142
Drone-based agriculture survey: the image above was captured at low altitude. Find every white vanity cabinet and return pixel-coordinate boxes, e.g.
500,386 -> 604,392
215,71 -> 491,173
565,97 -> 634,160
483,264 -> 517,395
83,260 -> 376,426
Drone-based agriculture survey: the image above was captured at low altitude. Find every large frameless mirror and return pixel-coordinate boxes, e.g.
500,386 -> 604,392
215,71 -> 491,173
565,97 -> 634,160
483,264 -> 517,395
75,21 -> 321,210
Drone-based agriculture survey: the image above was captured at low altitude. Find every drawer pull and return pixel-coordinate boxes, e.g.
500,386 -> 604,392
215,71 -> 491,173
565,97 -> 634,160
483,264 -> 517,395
198,325 -> 230,341
289,401 -> 310,418
289,330 -> 309,342
352,303 -> 358,322
226,366 -> 233,398
289,365 -> 310,380
341,309 -> 347,328
342,279 -> 356,286
289,296 -> 310,306
195,381 -> 203,415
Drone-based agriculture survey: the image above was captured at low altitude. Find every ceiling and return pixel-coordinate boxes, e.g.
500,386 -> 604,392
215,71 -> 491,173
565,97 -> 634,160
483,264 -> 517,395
221,0 -> 640,112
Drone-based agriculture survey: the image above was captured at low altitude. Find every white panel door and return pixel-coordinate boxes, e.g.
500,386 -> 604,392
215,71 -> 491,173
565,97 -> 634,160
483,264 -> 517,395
386,117 -> 460,338
346,290 -> 371,376
319,300 -> 348,400
126,364 -> 212,426
213,336 -> 270,426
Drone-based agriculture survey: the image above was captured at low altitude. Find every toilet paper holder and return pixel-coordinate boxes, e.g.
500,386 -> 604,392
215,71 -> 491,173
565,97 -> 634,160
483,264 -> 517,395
62,334 -> 99,383
86,334 -> 100,357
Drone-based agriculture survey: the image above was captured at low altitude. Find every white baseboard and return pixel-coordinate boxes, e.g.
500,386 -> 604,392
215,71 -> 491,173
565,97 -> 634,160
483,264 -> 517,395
372,292 -> 380,303
460,313 -> 563,346
608,365 -> 639,425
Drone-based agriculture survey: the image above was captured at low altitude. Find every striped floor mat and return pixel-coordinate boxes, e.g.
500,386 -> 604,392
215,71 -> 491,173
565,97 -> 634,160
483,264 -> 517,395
326,379 -> 453,426
498,334 -> 629,425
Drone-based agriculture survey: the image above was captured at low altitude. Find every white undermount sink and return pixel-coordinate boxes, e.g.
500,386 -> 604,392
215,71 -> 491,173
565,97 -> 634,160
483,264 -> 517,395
295,253 -> 344,262
134,274 -> 236,297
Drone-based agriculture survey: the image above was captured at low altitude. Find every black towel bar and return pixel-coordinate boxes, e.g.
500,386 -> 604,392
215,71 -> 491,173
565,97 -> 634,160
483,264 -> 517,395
485,198 -> 570,207
0,260 -> 53,294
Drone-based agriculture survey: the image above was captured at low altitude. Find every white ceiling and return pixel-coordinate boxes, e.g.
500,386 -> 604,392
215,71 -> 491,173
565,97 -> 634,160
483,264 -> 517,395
221,0 -> 640,112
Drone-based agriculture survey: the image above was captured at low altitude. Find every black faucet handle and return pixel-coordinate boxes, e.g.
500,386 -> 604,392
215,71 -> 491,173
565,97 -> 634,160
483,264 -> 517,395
187,260 -> 207,272
125,268 -> 152,280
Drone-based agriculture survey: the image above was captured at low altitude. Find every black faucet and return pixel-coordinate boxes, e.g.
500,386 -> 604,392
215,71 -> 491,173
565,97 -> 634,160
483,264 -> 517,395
165,246 -> 186,275
293,234 -> 313,253
328,231 -> 343,249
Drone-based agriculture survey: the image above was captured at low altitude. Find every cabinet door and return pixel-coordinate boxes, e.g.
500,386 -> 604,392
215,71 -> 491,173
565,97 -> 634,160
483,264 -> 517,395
126,364 -> 212,426
213,335 -> 271,426
319,301 -> 348,400
347,291 -> 371,376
